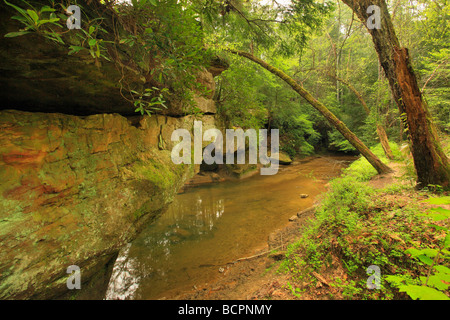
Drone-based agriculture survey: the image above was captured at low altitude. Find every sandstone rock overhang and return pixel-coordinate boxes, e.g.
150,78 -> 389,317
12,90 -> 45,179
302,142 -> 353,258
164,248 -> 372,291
0,0 -> 228,117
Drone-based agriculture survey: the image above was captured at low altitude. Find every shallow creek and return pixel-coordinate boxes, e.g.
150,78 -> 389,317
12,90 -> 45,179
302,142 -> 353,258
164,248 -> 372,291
104,155 -> 355,300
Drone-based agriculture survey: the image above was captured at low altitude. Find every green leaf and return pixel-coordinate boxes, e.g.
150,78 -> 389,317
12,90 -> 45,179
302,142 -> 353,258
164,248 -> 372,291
435,265 -> 450,274
100,54 -> 110,62
68,45 -> 84,55
419,207 -> 450,221
385,275 -> 406,287
428,273 -> 450,290
11,15 -> 28,23
40,6 -> 55,13
405,248 -> 422,257
4,0 -> 28,18
37,18 -> 60,26
43,31 -> 64,44
88,38 -> 97,47
422,248 -> 439,258
26,9 -> 39,23
405,248 -> 437,264
445,233 -> 450,248
417,254 -> 434,266
4,31 -> 32,37
429,207 -> 450,221
422,196 -> 450,205
443,249 -> 450,258
89,25 -> 96,35
399,285 -> 450,300
149,0 -> 157,6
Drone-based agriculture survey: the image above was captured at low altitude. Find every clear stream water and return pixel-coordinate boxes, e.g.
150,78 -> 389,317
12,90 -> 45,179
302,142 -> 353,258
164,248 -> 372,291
104,155 -> 355,300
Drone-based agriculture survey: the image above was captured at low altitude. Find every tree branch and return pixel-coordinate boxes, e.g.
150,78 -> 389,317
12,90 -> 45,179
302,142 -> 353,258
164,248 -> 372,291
421,59 -> 448,93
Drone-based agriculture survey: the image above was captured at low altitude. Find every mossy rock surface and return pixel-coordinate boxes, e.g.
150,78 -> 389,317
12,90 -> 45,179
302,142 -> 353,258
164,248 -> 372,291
0,110 -> 202,299
278,152 -> 292,165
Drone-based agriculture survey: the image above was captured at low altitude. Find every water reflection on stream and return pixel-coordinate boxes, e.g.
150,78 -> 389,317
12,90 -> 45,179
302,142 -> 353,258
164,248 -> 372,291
105,155 -> 355,300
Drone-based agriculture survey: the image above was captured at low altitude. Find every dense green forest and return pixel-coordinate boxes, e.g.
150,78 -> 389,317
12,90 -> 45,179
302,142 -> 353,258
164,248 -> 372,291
1,0 -> 449,301
6,0 -> 448,158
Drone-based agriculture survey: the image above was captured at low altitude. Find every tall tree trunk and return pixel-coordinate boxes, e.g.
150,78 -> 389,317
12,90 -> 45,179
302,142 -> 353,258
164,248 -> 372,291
229,49 -> 392,175
341,0 -> 450,188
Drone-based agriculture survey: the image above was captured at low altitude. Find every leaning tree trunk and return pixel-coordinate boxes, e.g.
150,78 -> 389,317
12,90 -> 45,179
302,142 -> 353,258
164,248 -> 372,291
229,49 -> 392,175
325,71 -> 394,159
341,0 -> 450,188
376,124 -> 393,159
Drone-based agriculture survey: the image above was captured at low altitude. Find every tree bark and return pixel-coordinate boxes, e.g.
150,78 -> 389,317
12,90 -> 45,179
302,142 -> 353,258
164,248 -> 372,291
341,0 -> 450,188
228,49 -> 392,175
376,124 -> 393,159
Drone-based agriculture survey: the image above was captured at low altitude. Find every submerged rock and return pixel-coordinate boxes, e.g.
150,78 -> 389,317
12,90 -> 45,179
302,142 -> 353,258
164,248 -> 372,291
173,228 -> 192,238
268,151 -> 292,165
278,152 -> 293,165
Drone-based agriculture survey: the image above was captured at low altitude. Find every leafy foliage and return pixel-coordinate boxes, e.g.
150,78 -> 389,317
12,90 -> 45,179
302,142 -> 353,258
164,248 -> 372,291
4,0 -> 212,115
4,0 -> 64,43
343,142 -> 403,181
132,87 -> 169,116
215,55 -> 269,129
280,146 -> 449,300
385,196 -> 450,300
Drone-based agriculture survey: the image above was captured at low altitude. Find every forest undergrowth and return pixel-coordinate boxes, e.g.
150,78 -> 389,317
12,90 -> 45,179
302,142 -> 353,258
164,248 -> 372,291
279,139 -> 450,300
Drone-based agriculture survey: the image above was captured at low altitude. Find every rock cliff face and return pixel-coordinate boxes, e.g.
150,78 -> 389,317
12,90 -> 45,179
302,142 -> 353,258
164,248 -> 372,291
0,110 -> 219,299
0,0 -> 228,299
